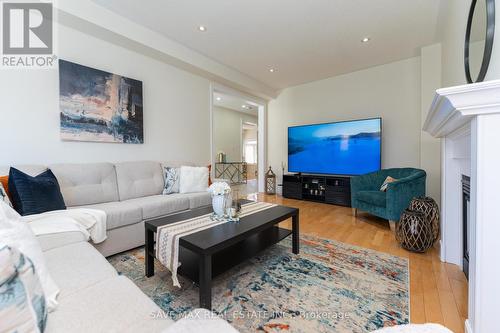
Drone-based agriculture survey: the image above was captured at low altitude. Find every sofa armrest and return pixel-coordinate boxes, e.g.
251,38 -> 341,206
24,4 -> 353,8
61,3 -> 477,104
162,309 -> 239,333
385,172 -> 426,221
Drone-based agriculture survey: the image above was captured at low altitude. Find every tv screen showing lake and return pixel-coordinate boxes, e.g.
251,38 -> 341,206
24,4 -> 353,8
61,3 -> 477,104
288,118 -> 381,175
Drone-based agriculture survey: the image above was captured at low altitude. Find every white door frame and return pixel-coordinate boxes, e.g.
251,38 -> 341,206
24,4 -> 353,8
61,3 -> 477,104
210,83 -> 267,193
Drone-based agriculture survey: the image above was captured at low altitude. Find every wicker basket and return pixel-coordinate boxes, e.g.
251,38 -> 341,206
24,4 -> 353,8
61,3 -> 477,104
409,197 -> 440,242
396,209 -> 434,253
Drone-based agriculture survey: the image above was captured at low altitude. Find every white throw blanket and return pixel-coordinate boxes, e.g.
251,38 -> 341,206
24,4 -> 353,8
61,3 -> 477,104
156,201 -> 277,288
22,209 -> 107,244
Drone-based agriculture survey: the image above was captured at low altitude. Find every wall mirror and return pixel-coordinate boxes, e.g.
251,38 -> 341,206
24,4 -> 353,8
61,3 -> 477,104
465,0 -> 495,83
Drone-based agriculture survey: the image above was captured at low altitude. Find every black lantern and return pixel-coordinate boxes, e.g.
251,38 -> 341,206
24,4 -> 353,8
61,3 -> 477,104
265,166 -> 276,194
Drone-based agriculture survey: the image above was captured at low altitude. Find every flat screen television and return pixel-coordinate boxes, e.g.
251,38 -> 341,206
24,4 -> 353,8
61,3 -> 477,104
288,117 -> 381,176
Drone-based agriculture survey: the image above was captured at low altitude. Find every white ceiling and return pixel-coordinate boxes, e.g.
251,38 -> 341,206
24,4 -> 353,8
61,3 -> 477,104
92,0 -> 442,90
213,92 -> 258,116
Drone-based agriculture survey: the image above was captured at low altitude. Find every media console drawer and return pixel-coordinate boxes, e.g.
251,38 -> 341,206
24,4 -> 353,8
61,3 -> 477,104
283,181 -> 302,200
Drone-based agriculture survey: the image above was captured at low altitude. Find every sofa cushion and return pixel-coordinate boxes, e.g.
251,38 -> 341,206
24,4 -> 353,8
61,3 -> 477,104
356,190 -> 386,207
44,242 -> 117,300
45,276 -> 173,333
184,192 -> 211,209
115,161 -> 164,201
50,163 -> 119,207
37,231 -> 87,252
70,201 -> 142,230
123,194 -> 189,220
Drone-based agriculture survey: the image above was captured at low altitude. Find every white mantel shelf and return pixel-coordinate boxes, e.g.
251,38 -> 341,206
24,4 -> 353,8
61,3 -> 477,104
423,79 -> 500,333
423,79 -> 500,137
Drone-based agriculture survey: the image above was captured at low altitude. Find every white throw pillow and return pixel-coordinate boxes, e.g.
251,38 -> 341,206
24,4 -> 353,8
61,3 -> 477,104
0,202 -> 60,312
179,166 -> 209,194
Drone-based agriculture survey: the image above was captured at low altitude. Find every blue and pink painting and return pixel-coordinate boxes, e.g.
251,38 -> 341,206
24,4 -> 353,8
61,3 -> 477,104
59,59 -> 143,143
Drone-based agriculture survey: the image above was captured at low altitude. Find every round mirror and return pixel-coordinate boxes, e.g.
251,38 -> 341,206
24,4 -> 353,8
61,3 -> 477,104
465,0 -> 495,83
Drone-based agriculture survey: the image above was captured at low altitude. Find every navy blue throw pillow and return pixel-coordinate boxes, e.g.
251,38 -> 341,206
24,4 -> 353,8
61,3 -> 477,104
8,168 -> 66,216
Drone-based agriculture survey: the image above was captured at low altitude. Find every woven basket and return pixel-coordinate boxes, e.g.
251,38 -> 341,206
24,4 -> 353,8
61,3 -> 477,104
409,197 -> 440,242
396,209 -> 434,253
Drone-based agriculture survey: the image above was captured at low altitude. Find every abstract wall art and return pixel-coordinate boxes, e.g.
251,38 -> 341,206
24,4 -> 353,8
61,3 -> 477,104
59,59 -> 143,143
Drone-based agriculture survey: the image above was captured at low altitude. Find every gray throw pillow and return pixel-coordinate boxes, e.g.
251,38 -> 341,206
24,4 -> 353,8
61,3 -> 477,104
163,167 -> 180,194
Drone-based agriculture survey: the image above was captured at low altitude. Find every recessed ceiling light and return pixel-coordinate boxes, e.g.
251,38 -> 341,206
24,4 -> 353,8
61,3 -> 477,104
361,37 -> 371,43
198,25 -> 207,32
269,68 -> 276,73
242,105 -> 248,109
215,97 -> 222,101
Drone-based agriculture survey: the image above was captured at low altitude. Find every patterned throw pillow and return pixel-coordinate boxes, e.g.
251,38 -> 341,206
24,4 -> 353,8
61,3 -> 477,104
163,167 -> 180,194
0,182 -> 12,208
0,245 -> 48,333
380,176 -> 398,192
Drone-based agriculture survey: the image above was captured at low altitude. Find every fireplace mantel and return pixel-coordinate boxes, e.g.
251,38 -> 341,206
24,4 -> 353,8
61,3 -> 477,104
423,79 -> 500,137
423,79 -> 500,333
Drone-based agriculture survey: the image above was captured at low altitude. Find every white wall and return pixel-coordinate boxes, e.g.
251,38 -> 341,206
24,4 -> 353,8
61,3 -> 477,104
213,106 -> 257,162
268,57 -> 422,189
0,23 -> 211,166
421,44 -> 442,204
438,0 -> 500,87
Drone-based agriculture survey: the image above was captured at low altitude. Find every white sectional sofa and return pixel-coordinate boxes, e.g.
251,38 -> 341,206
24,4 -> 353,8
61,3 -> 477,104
40,228 -> 237,333
1,161 -> 212,256
1,161 -> 238,332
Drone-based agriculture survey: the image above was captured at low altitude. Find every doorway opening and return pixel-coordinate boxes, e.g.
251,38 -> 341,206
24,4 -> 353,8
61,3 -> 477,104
211,87 -> 265,198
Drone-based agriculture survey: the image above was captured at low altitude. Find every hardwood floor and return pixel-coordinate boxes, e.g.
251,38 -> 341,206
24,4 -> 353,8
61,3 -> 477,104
251,193 -> 468,333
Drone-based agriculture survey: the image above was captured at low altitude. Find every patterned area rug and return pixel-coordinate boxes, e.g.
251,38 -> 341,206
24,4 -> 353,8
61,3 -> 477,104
108,235 -> 409,333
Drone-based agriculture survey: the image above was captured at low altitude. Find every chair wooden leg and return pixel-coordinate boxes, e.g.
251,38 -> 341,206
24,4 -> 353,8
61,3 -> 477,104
352,208 -> 357,217
389,220 -> 396,232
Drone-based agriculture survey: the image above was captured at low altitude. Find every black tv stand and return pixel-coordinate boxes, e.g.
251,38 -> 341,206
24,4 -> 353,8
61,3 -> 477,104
282,174 -> 351,207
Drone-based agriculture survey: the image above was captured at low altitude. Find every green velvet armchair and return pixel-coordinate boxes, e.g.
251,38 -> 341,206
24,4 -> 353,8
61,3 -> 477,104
350,168 -> 426,230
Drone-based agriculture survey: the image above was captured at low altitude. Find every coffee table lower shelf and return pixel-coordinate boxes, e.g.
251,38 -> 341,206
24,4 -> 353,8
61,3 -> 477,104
177,226 -> 292,284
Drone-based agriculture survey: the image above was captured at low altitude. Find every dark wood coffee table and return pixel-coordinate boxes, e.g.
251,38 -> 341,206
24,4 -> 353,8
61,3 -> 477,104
144,200 -> 299,310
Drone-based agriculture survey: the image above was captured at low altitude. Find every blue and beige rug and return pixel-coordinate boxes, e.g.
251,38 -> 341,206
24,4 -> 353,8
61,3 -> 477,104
108,235 -> 409,332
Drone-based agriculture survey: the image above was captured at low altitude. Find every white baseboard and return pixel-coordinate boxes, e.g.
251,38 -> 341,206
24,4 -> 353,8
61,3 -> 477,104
465,319 -> 473,333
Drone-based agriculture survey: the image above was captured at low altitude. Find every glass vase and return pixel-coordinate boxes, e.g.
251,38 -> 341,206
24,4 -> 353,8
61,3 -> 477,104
212,194 -> 227,217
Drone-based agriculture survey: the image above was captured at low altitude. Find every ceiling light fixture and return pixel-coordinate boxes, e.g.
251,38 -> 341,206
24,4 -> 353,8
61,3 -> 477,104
198,25 -> 207,32
215,97 -> 221,101
242,105 -> 248,109
269,68 -> 276,73
361,37 -> 371,43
